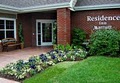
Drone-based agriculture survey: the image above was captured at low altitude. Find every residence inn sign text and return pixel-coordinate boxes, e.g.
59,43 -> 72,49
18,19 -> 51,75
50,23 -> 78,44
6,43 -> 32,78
87,15 -> 120,21
87,15 -> 120,30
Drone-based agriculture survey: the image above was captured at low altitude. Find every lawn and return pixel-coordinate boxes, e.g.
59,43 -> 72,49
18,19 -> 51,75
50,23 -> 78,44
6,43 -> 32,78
23,56 -> 120,83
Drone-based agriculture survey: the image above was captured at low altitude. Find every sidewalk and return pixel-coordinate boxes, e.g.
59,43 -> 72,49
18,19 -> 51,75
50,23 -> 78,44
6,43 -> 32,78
0,46 -> 53,83
0,78 -> 20,83
0,47 -> 52,68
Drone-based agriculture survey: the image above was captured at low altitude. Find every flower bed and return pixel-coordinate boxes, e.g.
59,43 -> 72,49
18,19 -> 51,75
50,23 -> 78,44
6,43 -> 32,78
0,48 -> 87,81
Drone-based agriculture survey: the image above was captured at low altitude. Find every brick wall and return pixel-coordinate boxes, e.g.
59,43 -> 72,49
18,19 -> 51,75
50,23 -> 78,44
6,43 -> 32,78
17,12 -> 56,47
16,9 -> 120,47
17,13 -> 32,47
31,12 -> 56,46
57,8 -> 71,45
71,9 -> 120,38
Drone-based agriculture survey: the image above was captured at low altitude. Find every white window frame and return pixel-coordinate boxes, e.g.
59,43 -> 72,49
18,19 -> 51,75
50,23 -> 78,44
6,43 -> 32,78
0,17 -> 16,41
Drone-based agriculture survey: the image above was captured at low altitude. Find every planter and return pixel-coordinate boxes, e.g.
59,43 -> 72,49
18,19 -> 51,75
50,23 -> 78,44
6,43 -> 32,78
66,58 -> 72,61
21,43 -> 24,49
53,44 -> 57,49
75,57 -> 84,61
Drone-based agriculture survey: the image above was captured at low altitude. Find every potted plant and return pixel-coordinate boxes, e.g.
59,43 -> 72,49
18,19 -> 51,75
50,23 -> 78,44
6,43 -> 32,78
18,23 -> 24,49
53,21 -> 57,48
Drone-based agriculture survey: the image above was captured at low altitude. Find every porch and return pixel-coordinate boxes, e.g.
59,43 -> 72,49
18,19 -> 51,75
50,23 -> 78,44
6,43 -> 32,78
0,47 -> 53,68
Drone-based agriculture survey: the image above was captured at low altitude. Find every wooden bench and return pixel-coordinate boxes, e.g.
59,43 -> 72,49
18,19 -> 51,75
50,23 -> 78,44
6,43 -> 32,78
1,38 -> 21,52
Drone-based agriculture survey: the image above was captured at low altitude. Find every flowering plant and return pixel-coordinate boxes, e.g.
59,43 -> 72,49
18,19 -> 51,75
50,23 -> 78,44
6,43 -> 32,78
0,45 -> 87,81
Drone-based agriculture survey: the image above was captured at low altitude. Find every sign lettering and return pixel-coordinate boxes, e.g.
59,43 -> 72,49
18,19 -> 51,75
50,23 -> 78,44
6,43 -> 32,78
87,15 -> 120,21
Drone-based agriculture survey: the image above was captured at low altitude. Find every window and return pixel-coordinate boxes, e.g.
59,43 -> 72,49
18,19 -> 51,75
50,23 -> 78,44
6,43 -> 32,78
0,18 -> 16,40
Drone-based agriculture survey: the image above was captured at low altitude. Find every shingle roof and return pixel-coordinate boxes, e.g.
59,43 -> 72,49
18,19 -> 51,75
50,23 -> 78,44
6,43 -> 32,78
0,0 -> 71,8
0,0 -> 120,13
75,0 -> 120,7
0,0 -> 120,8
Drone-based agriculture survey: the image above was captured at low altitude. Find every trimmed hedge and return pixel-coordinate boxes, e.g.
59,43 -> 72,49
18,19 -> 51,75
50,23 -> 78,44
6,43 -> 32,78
89,29 -> 120,57
72,28 -> 86,46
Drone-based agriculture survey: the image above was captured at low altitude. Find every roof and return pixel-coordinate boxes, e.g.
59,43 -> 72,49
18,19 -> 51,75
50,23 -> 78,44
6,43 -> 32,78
0,0 -> 71,8
76,0 -> 120,6
75,0 -> 120,11
0,0 -> 75,13
0,0 -> 120,14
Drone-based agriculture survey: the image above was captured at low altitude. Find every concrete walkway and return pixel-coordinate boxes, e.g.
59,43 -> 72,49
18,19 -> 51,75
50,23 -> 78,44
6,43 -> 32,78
0,78 -> 19,83
0,47 -> 53,83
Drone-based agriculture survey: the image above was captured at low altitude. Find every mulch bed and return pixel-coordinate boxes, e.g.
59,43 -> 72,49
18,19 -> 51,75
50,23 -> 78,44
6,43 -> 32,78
0,73 -> 23,82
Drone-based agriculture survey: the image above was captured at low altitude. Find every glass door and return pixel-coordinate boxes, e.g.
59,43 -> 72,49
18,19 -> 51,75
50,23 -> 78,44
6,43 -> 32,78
36,20 -> 54,46
42,23 -> 52,45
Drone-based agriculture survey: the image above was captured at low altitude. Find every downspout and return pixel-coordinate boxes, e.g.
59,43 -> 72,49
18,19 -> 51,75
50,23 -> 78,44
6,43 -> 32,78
69,0 -> 77,11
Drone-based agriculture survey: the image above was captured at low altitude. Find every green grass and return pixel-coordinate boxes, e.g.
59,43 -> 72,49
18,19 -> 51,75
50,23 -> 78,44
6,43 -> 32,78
23,61 -> 78,83
23,56 -> 120,83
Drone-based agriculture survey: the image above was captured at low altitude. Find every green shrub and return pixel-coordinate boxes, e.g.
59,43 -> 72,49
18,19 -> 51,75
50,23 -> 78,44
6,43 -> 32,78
18,23 -> 24,43
54,44 -> 65,51
54,44 -> 73,51
89,29 -> 120,57
72,28 -> 86,46
118,31 -> 120,51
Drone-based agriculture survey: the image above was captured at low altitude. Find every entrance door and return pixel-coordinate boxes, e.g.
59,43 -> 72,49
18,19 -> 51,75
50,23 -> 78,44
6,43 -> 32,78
36,20 -> 54,46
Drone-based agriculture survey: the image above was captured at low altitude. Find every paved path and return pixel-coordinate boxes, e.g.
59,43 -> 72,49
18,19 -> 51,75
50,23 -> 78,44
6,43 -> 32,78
0,78 -> 19,83
0,47 -> 53,83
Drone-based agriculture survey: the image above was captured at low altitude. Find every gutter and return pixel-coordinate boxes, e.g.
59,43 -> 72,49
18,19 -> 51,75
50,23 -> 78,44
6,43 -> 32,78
0,0 -> 77,14
75,4 -> 120,11
0,1 -> 120,13
69,0 -> 77,11
0,4 -> 20,13
20,2 -> 70,13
